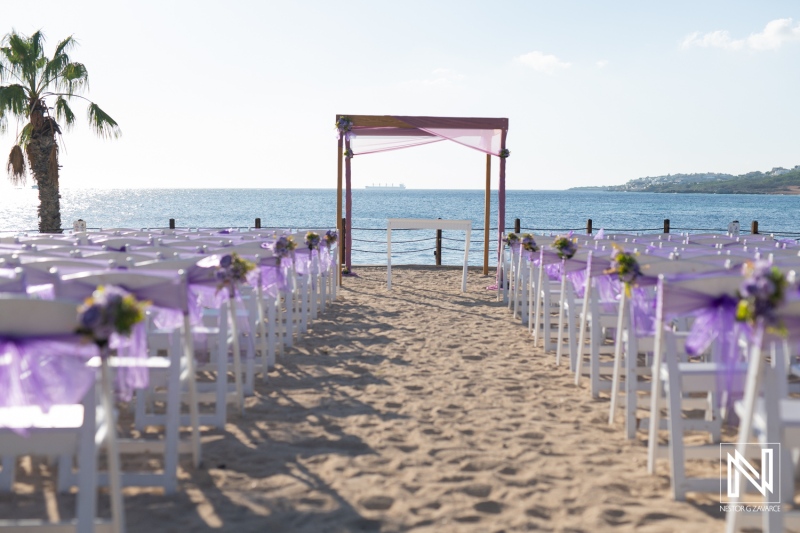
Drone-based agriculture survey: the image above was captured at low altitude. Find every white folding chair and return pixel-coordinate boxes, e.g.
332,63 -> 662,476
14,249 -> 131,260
0,297 -> 124,533
647,272 -> 748,500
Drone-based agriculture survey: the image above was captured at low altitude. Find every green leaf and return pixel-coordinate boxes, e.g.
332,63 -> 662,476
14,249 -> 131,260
0,84 -> 28,118
18,123 -> 33,147
61,62 -> 88,94
55,95 -> 75,130
87,102 -> 121,139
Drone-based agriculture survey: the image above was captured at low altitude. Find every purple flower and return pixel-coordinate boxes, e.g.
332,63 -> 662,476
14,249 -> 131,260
80,304 -> 103,329
220,254 -> 233,268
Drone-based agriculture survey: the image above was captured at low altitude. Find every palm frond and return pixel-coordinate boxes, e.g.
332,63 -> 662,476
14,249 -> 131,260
6,144 -> 26,185
5,31 -> 41,86
54,95 -> 75,130
0,84 -> 28,117
19,123 -> 33,147
4,32 -> 29,63
52,35 -> 76,59
29,31 -> 45,62
40,36 -> 76,92
87,102 -> 120,139
61,62 -> 88,94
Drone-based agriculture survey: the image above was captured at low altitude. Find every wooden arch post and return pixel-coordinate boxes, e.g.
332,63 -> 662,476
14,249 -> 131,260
483,154 -> 491,275
336,136 -> 343,284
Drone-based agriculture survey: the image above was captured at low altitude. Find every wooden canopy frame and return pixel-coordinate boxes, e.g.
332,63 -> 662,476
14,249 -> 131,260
336,114 -> 509,282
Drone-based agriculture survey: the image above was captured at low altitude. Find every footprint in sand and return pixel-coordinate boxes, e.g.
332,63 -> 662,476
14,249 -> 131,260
601,508 -> 629,525
473,501 -> 503,514
359,495 -> 395,511
637,512 -> 684,526
526,506 -> 552,519
461,484 -> 492,498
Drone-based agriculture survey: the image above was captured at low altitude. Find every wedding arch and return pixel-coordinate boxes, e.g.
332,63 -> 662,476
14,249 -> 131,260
335,115 -> 509,279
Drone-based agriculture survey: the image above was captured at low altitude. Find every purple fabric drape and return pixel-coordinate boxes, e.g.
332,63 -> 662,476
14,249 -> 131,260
659,273 -> 746,405
0,336 -> 99,411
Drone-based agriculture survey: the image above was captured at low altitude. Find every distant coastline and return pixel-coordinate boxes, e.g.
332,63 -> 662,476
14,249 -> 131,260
571,166 -> 800,195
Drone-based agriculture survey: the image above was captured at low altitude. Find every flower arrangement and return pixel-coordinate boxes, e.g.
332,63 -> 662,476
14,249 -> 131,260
273,235 -> 297,264
322,229 -> 338,249
335,116 -> 355,140
605,247 -> 642,297
305,231 -> 321,250
77,285 -> 149,347
551,234 -> 578,259
499,148 -> 510,158
520,233 -> 538,252
215,253 -> 256,293
504,233 -> 519,247
736,260 -> 787,329
343,148 -> 353,159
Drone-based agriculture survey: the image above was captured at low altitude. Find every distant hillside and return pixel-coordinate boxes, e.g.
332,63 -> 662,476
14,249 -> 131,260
572,166 -> 800,194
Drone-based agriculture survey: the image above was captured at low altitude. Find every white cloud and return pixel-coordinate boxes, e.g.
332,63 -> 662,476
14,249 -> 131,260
596,59 -> 609,68
517,51 -> 571,74
682,18 -> 800,51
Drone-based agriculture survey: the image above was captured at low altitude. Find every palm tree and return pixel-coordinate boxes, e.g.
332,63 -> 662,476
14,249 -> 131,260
0,30 -> 120,233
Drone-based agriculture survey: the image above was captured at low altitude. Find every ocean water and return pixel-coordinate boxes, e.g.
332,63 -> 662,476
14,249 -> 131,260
2,188 -> 799,266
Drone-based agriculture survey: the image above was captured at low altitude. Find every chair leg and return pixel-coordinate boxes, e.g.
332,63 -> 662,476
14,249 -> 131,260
624,330 -> 638,440
267,297 -> 277,369
76,386 -> 98,533
0,455 -> 15,491
162,333 -> 181,495
555,279 -> 567,366
590,318 -> 602,399
664,358 -> 687,501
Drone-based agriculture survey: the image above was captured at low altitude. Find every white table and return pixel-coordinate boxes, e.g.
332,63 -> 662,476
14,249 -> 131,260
387,218 -> 472,292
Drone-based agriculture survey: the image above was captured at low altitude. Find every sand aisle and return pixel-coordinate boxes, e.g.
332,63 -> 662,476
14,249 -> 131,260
2,267 -> 724,532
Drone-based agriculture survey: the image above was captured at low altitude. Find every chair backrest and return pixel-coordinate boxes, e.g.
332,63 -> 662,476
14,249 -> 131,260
658,271 -> 742,318
133,257 -> 203,271
0,268 -> 26,295
58,270 -> 189,312
81,251 -> 157,264
0,296 -> 79,336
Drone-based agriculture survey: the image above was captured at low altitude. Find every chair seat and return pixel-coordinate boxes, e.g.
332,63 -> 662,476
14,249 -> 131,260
660,362 -> 748,393
0,405 -> 84,430
735,398 -> 800,442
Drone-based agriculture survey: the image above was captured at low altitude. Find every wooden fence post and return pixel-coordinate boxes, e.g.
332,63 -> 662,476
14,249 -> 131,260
514,218 -> 521,233
663,219 -> 670,234
169,218 -> 175,230
435,217 -> 442,266
586,219 -> 592,235
751,220 -> 759,235
255,218 -> 261,229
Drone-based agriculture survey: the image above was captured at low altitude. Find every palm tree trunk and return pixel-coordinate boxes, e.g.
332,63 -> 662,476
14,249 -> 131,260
26,135 -> 62,233
26,111 -> 62,234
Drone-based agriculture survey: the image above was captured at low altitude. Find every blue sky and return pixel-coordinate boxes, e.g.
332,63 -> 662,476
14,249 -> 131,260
3,0 -> 800,190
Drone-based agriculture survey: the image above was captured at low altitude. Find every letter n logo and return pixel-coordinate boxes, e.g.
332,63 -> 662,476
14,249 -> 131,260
727,448 -> 774,498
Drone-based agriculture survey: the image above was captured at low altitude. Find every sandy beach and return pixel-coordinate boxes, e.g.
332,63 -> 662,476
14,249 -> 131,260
0,266 -> 724,532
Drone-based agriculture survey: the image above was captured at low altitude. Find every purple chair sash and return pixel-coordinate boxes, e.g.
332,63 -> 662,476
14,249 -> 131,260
658,273 -> 748,406
0,335 -> 100,431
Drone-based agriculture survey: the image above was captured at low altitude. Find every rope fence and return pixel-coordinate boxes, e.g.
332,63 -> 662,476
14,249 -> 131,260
3,217 -> 798,270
